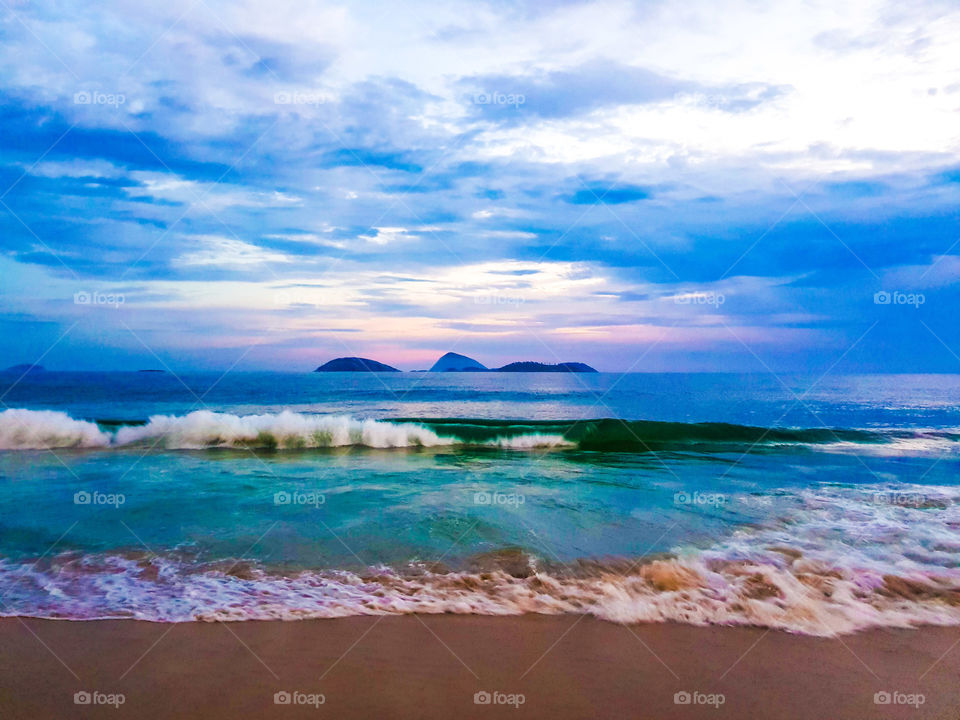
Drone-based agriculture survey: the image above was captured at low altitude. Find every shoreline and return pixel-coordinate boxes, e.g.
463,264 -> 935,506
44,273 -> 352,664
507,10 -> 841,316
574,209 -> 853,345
1,615 -> 957,719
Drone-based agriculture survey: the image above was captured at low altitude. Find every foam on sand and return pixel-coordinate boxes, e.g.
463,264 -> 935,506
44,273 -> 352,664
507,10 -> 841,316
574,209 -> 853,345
3,483 -> 960,635
2,548 -> 959,635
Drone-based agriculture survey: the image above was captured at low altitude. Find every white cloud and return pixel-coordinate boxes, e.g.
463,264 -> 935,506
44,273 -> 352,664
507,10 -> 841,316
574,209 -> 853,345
175,235 -> 291,267
359,227 -> 418,245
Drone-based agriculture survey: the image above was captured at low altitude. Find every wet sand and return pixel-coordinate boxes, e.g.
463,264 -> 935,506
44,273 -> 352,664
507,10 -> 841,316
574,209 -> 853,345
0,615 -> 957,719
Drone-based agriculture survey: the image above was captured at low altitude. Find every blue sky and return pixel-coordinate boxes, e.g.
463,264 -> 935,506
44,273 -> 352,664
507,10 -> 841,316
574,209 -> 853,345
1,0 -> 959,372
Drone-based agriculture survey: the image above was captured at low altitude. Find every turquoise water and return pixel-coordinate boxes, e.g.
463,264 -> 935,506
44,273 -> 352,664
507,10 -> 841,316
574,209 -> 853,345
1,372 -> 959,633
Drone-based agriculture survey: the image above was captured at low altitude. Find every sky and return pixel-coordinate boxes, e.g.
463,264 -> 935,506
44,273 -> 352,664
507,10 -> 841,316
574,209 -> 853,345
1,0 -> 959,372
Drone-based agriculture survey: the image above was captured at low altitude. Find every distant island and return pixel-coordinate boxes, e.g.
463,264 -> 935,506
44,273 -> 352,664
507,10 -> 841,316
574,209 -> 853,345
2,364 -> 45,373
315,357 -> 400,372
137,369 -> 167,373
429,352 -> 488,372
315,354 -> 597,372
494,361 -> 597,373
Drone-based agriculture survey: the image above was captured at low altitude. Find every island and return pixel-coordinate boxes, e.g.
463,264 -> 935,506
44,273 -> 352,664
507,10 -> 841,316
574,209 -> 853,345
429,352 -> 488,372
494,361 -> 597,373
2,364 -> 45,373
313,355 -> 597,372
314,357 -> 400,372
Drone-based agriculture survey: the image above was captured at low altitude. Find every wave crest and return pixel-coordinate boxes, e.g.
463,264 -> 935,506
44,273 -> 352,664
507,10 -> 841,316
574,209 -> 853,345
113,410 -> 454,449
2,408 -> 958,456
0,409 -> 111,449
0,409 -> 575,451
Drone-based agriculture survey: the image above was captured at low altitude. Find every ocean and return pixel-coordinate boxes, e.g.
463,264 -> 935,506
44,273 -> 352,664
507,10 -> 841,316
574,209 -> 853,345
1,371 -> 959,635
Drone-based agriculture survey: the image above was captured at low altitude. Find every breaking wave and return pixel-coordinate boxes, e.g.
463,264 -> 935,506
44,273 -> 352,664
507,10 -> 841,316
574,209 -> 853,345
0,408 -> 957,456
0,408 -> 112,449
0,409 -> 570,450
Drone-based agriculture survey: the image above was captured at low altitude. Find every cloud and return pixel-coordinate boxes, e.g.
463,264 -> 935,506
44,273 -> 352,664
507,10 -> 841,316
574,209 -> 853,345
175,235 -> 291,267
358,227 -> 419,245
1,0 -> 960,369
460,60 -> 787,124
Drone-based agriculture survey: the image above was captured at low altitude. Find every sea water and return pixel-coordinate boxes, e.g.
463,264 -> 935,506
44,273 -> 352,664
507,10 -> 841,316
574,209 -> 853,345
1,371 -> 959,635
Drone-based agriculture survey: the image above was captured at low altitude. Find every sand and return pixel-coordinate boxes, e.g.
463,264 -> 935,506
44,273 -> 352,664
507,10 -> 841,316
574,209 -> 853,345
0,615 -> 957,719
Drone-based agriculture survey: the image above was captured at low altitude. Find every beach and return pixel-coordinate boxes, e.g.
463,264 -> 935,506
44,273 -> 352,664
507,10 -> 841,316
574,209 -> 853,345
1,615 -> 956,719
3,373 -> 960,718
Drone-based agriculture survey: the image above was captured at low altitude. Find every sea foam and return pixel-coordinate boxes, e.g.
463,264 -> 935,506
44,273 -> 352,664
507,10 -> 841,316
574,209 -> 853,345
0,408 -> 572,450
113,410 -> 455,449
0,409 -> 111,449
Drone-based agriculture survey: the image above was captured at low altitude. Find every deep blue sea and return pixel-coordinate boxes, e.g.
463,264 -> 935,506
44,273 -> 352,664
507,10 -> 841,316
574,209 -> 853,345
1,371 -> 959,634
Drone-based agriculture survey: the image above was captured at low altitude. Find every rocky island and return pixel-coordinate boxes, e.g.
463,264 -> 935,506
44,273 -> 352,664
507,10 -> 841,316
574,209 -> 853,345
314,357 -> 400,372
429,353 -> 598,372
429,352 -> 488,372
494,361 -> 597,373
2,364 -> 45,373
314,354 -> 596,373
